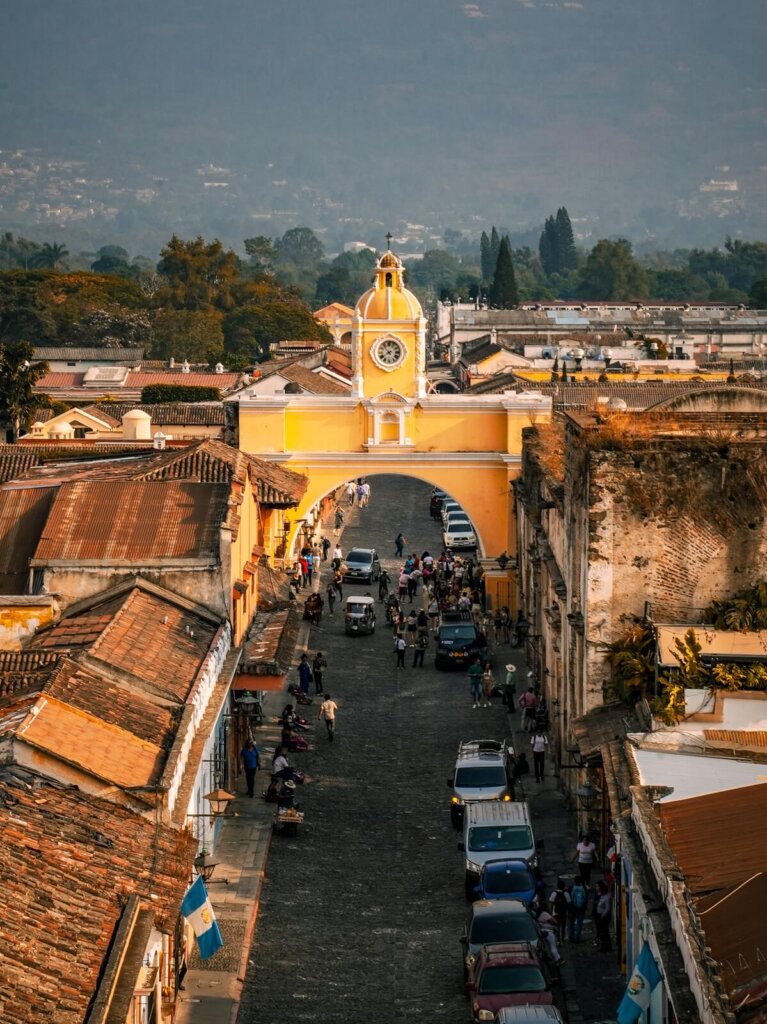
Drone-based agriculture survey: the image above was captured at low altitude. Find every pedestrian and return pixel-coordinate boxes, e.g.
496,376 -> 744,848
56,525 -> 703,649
321,536 -> 331,561
481,664 -> 494,708
406,609 -> 418,646
332,544 -> 343,570
394,634 -> 406,669
536,909 -> 565,966
530,725 -> 548,782
362,480 -> 371,506
593,880 -> 612,951
549,878 -> 570,943
428,595 -> 440,633
408,568 -> 421,603
297,653 -> 312,696
503,663 -> 517,712
277,778 -> 296,810
318,692 -> 338,742
312,651 -> 327,694
300,555 -> 309,589
398,568 -> 410,599
346,481 -> 356,505
394,532 -> 406,557
468,658 -> 484,708
416,608 -> 428,638
333,568 -> 344,599
326,582 -> 336,615
499,606 -> 511,644
518,686 -> 538,732
241,738 -> 260,798
568,875 -> 589,943
574,833 -> 597,884
305,554 -> 314,586
413,631 -> 428,667
356,482 -> 365,506
273,745 -> 289,776
514,610 -> 529,647
334,506 -> 345,530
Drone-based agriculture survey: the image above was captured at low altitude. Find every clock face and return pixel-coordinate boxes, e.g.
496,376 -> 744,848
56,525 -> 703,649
372,337 -> 405,369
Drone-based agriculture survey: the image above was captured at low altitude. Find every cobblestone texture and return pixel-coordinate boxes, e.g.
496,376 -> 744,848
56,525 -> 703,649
237,475 -> 625,1023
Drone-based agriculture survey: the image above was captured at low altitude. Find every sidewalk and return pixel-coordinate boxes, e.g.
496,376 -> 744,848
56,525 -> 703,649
176,499 -> 340,1024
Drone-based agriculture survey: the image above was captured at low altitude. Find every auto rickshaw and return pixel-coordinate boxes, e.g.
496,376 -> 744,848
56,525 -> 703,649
344,594 -> 376,636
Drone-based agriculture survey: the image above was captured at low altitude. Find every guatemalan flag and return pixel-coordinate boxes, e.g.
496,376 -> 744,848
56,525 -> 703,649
617,942 -> 662,1024
181,876 -> 224,960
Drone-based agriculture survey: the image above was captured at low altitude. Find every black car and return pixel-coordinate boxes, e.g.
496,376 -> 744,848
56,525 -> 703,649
435,611 -> 486,670
343,547 -> 381,585
461,899 -> 543,979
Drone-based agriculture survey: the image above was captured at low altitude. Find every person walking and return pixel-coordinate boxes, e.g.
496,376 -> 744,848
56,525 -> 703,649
530,726 -> 548,782
318,693 -> 338,742
518,686 -> 538,732
574,833 -> 597,884
412,631 -> 428,667
406,610 -> 418,647
468,658 -> 484,708
297,653 -> 312,696
333,568 -> 344,599
481,665 -> 495,708
332,544 -> 343,570
567,875 -> 589,943
334,505 -> 345,530
503,663 -> 517,713
321,536 -> 331,561
312,651 -> 327,695
394,532 -> 406,558
326,582 -> 336,615
241,739 -> 260,798
346,481 -> 356,505
428,595 -> 440,633
549,878 -> 570,944
394,634 -> 406,669
593,880 -> 612,952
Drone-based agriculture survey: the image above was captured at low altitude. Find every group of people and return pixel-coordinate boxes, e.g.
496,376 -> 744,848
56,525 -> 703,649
345,479 -> 372,508
536,854 -> 612,963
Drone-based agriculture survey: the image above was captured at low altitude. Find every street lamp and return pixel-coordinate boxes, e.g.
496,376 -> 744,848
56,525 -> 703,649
204,789 -> 236,817
193,851 -> 220,882
496,552 -> 511,570
576,783 -> 599,810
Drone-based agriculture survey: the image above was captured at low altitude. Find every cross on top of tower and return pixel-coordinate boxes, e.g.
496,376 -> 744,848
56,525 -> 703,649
385,232 -> 393,249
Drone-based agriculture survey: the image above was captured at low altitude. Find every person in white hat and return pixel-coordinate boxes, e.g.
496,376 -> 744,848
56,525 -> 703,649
277,778 -> 297,810
503,663 -> 517,711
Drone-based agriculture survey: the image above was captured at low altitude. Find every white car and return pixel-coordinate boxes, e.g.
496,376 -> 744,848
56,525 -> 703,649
441,500 -> 464,527
443,521 -> 477,550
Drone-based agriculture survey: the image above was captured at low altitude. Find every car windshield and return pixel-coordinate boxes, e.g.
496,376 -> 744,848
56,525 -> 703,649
347,603 -> 370,615
468,826 -> 533,852
455,766 -> 507,788
484,868 -> 534,895
440,626 -> 476,641
346,552 -> 372,565
470,913 -> 538,946
478,965 -> 546,995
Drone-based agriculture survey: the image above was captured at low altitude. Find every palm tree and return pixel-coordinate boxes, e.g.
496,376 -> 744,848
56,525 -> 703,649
31,241 -> 69,270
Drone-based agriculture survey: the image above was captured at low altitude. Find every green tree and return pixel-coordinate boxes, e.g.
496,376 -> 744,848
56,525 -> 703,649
539,216 -> 558,277
244,235 -> 277,274
156,235 -> 241,311
489,237 -> 518,308
90,245 -> 132,277
31,242 -> 69,269
223,284 -> 331,363
577,239 -> 649,300
750,275 -> 767,309
150,309 -> 225,364
489,228 -> 501,281
480,230 -> 493,282
0,342 -> 48,441
555,207 -> 577,272
273,227 -> 326,299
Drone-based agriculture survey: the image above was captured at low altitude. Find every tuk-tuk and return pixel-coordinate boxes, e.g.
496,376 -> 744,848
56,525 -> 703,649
344,595 -> 376,635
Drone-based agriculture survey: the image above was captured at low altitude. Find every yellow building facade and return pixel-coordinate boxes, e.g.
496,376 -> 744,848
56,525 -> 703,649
235,251 -> 551,606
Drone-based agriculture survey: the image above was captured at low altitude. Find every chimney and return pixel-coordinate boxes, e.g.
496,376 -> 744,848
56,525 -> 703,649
122,410 -> 152,441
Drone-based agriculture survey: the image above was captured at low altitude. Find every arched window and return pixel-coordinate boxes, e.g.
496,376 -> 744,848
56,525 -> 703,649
385,272 -> 392,287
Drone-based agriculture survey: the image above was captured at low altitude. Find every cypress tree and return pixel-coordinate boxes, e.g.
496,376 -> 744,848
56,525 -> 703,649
490,227 -> 501,280
489,236 -> 518,308
480,230 -> 492,282
539,216 -> 558,277
555,207 -> 577,272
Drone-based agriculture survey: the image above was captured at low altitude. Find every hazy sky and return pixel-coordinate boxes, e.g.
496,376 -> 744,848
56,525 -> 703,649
2,0 -> 766,240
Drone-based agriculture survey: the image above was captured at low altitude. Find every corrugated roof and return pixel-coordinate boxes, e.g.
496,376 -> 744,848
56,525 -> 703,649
33,347 -> 144,362
0,486 -> 57,594
32,480 -> 229,563
0,765 -> 193,1024
125,371 -> 239,389
657,625 -> 767,666
659,782 -> 767,894
703,729 -> 767,749
94,402 -> 226,426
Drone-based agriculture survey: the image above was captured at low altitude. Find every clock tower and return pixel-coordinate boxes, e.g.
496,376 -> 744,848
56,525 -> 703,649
351,248 -> 427,400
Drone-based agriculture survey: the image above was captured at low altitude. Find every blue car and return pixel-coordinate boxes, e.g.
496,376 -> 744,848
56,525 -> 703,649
474,859 -> 537,905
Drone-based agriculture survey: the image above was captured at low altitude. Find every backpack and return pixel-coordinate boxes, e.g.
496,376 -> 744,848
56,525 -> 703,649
571,883 -> 587,910
553,890 -> 569,918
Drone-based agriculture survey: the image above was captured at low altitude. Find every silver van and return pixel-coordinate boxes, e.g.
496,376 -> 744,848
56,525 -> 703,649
459,801 -> 541,899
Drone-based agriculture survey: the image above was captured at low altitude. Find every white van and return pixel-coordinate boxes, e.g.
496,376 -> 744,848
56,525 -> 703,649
459,801 -> 541,896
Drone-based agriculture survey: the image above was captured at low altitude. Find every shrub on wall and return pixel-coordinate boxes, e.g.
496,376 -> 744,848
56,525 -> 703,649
140,384 -> 221,403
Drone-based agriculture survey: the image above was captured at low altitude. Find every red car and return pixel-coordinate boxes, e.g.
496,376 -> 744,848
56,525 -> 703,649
465,941 -> 561,1022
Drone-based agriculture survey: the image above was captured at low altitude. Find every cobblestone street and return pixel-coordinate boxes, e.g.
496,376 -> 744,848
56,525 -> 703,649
237,475 -> 625,1023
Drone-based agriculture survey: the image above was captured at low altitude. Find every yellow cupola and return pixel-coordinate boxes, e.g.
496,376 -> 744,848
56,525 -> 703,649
355,250 -> 422,322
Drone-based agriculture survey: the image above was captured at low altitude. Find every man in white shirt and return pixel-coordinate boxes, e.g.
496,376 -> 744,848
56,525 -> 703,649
530,726 -> 548,782
318,693 -> 338,742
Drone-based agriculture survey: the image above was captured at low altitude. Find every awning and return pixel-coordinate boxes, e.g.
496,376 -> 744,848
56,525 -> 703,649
232,673 -> 284,692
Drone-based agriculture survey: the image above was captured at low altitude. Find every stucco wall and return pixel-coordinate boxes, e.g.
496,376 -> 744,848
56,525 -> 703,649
0,600 -> 57,649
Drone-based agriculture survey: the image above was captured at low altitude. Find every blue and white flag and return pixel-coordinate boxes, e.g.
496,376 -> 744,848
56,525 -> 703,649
617,942 -> 662,1024
181,876 -> 224,960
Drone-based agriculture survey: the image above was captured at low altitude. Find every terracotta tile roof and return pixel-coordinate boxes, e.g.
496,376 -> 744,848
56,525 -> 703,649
32,480 -> 230,563
659,782 -> 767,895
0,486 -> 57,594
267,362 -> 350,394
45,659 -> 178,746
0,447 -> 46,483
240,606 -> 300,675
14,694 -> 166,788
95,402 -> 226,426
314,301 -> 354,318
125,370 -> 241,389
36,371 -> 86,387
703,729 -> 767,748
0,652 -> 61,698
29,581 -> 222,700
0,764 -> 194,1024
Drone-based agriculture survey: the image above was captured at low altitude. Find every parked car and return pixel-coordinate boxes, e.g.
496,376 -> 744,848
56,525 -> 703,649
343,547 -> 381,584
441,499 -> 464,527
443,521 -> 478,551
473,859 -> 538,905
461,899 -> 543,980
447,739 -> 515,827
495,1007 -> 565,1024
459,801 -> 541,900
435,611 -> 486,670
430,489 -> 447,518
465,941 -> 560,1022
344,595 -> 376,635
